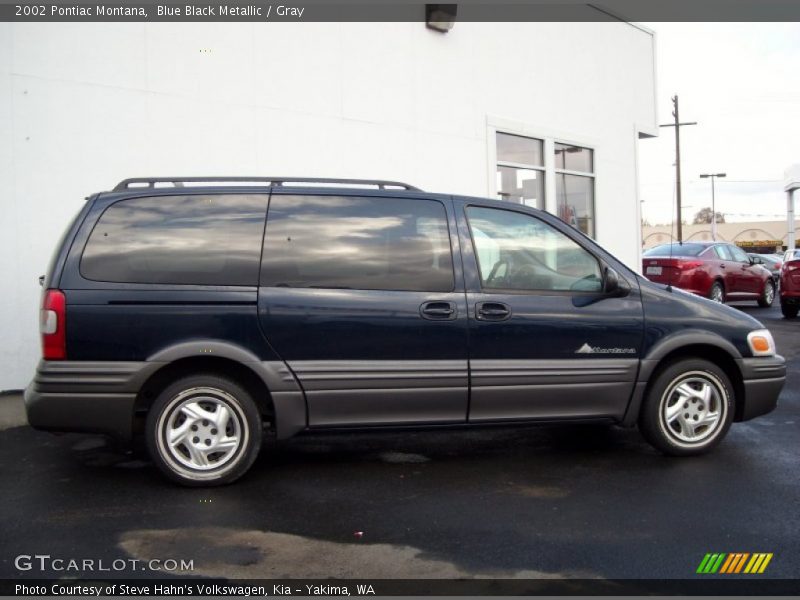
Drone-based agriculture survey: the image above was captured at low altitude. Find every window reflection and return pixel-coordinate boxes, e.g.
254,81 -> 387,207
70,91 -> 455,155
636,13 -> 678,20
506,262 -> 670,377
497,132 -> 543,166
261,195 -> 454,292
496,166 -> 544,208
81,195 -> 268,285
554,143 -> 593,172
556,173 -> 594,237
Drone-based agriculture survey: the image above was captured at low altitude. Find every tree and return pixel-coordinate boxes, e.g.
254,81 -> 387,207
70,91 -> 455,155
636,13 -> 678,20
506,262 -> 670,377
693,207 -> 725,225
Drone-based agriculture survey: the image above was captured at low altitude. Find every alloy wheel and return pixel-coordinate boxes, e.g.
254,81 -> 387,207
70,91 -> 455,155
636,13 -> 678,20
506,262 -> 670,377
156,387 -> 247,474
659,372 -> 727,446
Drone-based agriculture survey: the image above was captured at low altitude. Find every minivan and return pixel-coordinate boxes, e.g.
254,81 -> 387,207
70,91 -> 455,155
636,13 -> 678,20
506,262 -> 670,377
26,177 -> 786,485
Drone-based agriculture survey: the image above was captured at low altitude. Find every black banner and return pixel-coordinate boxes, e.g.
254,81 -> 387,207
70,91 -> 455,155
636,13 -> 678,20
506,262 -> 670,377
5,578 -> 800,596
3,0 -> 800,23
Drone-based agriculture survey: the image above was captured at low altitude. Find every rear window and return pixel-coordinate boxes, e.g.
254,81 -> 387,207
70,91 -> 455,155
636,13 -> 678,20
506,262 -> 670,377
260,195 -> 454,292
644,243 -> 707,257
81,194 -> 268,286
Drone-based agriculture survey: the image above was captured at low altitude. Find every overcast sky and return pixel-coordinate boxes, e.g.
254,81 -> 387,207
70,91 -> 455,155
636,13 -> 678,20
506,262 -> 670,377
638,22 -> 800,225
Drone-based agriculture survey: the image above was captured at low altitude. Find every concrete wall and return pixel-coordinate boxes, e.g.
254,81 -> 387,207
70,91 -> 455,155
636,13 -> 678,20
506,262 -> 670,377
0,21 -> 657,390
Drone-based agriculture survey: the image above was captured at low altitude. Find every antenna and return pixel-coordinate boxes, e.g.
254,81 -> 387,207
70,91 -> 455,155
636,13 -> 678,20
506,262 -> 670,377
667,179 -> 676,292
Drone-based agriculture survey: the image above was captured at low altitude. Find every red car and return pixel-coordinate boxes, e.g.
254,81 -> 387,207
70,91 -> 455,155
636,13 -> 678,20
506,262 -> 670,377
642,242 -> 775,307
779,249 -> 800,319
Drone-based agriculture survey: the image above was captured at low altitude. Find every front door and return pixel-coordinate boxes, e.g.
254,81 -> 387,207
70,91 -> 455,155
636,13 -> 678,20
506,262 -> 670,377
457,203 -> 644,422
257,192 -> 469,427
728,244 -> 762,295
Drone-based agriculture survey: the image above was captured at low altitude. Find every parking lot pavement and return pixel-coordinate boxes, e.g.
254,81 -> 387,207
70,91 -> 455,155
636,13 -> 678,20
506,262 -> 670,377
1,302 -> 798,582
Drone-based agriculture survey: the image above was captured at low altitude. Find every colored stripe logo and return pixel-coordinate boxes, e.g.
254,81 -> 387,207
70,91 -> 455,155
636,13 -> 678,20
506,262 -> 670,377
697,553 -> 773,574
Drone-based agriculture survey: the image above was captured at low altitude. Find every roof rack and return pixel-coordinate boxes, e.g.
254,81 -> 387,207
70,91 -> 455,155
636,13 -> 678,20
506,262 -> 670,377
112,177 -> 422,192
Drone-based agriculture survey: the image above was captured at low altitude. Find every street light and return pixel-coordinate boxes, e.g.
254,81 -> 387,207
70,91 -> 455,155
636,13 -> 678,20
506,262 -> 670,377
699,173 -> 726,240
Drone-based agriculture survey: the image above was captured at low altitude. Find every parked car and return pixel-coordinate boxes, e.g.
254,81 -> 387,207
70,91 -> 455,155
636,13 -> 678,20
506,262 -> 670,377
26,177 -> 786,486
642,242 -> 775,307
748,253 -> 782,287
779,249 -> 800,319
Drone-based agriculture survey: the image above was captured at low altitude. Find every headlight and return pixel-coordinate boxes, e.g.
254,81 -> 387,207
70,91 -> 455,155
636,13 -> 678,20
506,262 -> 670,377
747,329 -> 776,357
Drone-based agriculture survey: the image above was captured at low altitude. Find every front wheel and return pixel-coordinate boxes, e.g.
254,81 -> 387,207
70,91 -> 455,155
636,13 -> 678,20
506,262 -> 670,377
146,374 -> 262,486
758,280 -> 775,307
639,358 -> 734,456
782,301 -> 799,319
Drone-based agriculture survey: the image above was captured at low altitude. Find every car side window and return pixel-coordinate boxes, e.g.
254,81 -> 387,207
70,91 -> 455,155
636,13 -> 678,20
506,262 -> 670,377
466,206 -> 602,292
81,194 -> 268,286
714,245 -> 732,260
729,245 -> 750,264
261,195 -> 454,292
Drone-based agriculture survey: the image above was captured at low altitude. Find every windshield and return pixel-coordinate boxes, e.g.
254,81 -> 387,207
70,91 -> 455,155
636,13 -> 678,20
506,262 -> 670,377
643,243 -> 707,257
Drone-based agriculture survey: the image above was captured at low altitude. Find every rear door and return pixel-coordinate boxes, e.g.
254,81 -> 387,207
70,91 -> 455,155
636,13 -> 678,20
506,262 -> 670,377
712,244 -> 738,293
456,201 -> 643,422
257,191 -> 469,427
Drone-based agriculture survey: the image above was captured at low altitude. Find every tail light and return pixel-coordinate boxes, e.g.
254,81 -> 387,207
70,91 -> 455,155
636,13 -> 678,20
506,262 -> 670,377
40,289 -> 66,360
678,260 -> 703,270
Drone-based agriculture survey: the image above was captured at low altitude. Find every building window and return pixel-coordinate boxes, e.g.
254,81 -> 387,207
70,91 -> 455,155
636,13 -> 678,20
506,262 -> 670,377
555,142 -> 595,237
495,132 -> 544,209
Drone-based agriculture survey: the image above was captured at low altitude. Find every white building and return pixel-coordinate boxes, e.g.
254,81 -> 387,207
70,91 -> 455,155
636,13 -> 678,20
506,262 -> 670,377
0,21 -> 658,390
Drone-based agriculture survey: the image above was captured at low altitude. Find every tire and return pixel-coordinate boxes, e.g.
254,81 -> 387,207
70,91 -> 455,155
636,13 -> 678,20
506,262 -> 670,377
758,280 -> 775,308
782,301 -> 799,319
708,281 -> 725,304
145,373 -> 262,486
639,358 -> 734,456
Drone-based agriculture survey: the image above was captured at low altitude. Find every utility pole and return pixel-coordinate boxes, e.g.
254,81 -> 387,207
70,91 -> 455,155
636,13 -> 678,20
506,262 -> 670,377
659,96 -> 697,243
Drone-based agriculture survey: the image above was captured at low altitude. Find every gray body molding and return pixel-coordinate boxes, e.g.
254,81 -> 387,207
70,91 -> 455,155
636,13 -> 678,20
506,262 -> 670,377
288,360 -> 469,427
469,358 -> 639,421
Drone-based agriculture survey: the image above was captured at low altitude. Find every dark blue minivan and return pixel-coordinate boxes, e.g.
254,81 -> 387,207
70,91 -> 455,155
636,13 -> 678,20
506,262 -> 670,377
26,177 -> 786,485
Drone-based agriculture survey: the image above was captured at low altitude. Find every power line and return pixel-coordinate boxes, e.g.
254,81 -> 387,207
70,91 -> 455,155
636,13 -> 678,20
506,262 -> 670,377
715,179 -> 782,183
722,213 -> 788,218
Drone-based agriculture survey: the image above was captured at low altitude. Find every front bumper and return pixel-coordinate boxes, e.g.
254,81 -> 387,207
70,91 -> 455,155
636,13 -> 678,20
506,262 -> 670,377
24,360 -> 159,442
735,355 -> 786,421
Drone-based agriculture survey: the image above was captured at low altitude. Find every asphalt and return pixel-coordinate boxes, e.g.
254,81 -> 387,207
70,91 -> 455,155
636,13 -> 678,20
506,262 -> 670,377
1,302 -> 799,584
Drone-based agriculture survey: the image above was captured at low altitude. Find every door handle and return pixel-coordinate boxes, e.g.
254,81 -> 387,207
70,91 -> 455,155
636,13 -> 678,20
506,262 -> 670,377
476,301 -> 511,321
420,301 -> 457,320
720,264 -> 726,268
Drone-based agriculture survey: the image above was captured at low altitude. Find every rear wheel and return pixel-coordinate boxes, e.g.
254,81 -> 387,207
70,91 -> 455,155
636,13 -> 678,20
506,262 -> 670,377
708,281 -> 725,304
782,301 -> 799,319
758,280 -> 775,308
146,374 -> 262,486
639,358 -> 734,456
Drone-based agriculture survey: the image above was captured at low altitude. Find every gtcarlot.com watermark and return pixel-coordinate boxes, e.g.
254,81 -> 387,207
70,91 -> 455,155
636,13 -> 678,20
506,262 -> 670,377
14,554 -> 194,573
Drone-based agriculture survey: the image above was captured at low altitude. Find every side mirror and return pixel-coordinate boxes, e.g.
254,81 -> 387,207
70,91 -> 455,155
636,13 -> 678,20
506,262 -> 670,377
749,256 -> 757,265
603,266 -> 621,295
